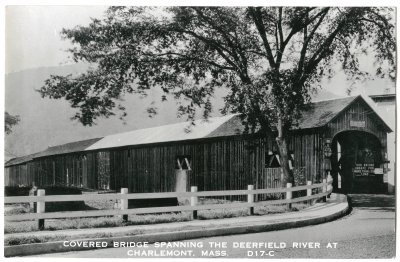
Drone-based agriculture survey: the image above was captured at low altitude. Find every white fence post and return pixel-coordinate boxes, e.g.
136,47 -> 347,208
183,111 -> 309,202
327,173 -> 333,198
307,180 -> 312,205
29,186 -> 37,211
120,188 -> 128,222
247,185 -> 254,215
286,183 -> 292,210
191,186 -> 198,219
307,181 -> 312,196
37,189 -> 45,230
322,178 -> 327,202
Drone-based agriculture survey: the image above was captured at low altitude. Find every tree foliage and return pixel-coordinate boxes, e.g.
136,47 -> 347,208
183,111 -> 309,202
40,7 -> 396,183
5,112 -> 20,135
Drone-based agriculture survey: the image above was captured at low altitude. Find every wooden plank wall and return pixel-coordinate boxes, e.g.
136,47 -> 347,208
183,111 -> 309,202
326,99 -> 388,158
108,135 -> 299,195
290,130 -> 324,184
5,100 -> 388,192
5,133 -> 325,192
5,152 -> 110,189
4,163 -> 32,186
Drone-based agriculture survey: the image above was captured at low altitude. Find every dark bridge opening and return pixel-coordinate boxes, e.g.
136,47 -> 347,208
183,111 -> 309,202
331,131 -> 385,194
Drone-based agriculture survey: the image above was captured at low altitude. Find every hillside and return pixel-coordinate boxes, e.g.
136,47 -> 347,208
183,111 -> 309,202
5,64 -> 227,157
5,64 -> 342,158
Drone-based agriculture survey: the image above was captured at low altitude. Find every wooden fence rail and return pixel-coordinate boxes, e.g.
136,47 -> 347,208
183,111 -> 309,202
5,179 -> 333,230
4,183 -> 328,203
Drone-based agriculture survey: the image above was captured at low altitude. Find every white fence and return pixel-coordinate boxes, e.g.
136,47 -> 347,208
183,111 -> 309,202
5,179 -> 333,229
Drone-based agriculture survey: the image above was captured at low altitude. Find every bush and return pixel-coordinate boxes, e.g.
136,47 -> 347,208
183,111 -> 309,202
42,186 -> 82,195
5,186 -> 31,197
34,186 -> 86,212
128,198 -> 178,209
5,186 -> 86,212
257,193 -> 284,201
293,167 -> 307,198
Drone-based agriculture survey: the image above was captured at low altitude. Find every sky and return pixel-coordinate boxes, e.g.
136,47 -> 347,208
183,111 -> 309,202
4,5 -> 396,96
5,5 -> 107,74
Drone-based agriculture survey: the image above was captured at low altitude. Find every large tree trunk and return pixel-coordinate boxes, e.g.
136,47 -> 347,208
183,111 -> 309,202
276,117 -> 294,185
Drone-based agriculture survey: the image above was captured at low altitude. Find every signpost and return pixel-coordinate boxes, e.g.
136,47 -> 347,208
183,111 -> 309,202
350,120 -> 366,128
353,163 -> 375,176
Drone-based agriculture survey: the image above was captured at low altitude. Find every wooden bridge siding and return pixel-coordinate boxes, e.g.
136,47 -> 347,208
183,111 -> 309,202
4,131 -> 330,190
108,135 -> 288,194
6,133 -> 325,191
6,152 -> 102,189
4,163 -> 31,186
289,130 -> 324,184
10,100 -> 390,191
326,100 -> 388,157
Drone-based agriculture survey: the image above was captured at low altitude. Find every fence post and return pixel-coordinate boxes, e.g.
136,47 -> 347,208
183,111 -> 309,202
120,188 -> 128,222
191,186 -> 198,219
327,173 -> 333,198
29,186 -> 37,211
37,189 -> 45,230
307,181 -> 312,205
286,183 -> 292,210
322,179 -> 327,202
247,185 -> 254,215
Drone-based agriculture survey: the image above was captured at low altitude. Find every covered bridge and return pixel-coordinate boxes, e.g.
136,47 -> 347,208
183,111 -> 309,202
5,95 -> 392,194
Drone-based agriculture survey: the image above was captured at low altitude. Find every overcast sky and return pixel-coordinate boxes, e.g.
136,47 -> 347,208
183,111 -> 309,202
5,5 -> 395,96
6,5 -> 107,74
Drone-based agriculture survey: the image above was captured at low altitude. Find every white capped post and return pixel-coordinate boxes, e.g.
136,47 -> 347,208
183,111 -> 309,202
121,188 -> 128,222
307,181 -> 312,205
286,183 -> 292,210
247,185 -> 254,215
191,186 -> 198,219
327,173 -> 333,198
37,189 -> 45,230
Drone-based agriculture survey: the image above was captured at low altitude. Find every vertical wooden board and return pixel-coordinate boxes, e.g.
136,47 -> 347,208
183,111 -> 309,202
237,139 -> 241,190
130,149 -> 136,192
5,167 -> 9,186
158,147 -> 163,192
87,153 -> 93,189
109,151 -> 114,190
215,141 -> 219,190
128,149 -> 133,192
152,146 -> 157,192
239,140 -> 243,190
232,139 -> 236,190
199,142 -> 206,191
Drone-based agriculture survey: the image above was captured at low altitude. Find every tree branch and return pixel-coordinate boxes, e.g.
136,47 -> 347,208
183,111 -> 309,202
142,51 -> 236,70
248,7 -> 277,69
301,12 -> 351,83
296,8 -> 329,80
276,7 -> 330,68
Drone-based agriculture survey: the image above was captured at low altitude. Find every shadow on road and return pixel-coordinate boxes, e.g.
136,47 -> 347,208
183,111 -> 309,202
348,194 -> 395,211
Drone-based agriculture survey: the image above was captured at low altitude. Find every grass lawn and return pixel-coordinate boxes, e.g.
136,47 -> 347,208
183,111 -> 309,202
5,197 -> 310,237
4,200 -> 311,246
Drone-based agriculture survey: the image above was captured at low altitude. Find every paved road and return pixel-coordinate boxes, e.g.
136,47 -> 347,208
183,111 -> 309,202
38,194 -> 396,259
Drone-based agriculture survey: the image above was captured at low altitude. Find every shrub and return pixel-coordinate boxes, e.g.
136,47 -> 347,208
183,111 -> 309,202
5,186 -> 31,197
293,167 -> 307,198
35,186 -> 86,212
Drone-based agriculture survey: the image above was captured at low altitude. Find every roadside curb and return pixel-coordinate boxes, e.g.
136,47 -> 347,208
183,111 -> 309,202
5,195 -> 349,257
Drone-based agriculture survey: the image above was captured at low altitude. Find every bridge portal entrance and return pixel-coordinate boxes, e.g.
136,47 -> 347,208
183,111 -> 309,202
331,131 -> 384,194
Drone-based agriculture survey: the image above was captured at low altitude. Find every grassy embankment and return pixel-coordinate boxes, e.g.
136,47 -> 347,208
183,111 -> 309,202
5,196 -> 312,246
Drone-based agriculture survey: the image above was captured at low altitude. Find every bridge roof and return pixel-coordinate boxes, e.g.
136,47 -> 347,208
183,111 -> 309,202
6,95 -> 391,166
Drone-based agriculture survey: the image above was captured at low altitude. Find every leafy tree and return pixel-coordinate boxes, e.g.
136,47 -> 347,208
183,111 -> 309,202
40,7 -> 395,184
5,111 -> 20,135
